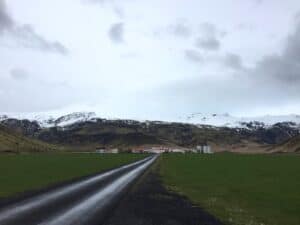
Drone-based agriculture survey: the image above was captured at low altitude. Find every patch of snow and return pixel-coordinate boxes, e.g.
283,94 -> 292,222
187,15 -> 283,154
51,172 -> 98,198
0,112 -> 99,128
180,113 -> 300,128
1,111 -> 300,129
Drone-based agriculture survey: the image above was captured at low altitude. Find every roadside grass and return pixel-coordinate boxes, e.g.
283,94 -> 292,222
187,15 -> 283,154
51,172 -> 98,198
160,153 -> 300,225
0,153 -> 146,198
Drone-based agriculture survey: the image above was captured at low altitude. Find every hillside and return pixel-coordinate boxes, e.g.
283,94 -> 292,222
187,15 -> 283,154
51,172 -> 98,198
1,112 -> 300,152
271,134 -> 300,153
0,125 -> 56,153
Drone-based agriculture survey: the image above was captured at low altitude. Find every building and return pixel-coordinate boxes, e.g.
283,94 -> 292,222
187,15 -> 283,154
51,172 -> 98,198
168,148 -> 185,153
195,144 -> 213,154
143,146 -> 169,154
95,148 -> 119,154
95,149 -> 106,153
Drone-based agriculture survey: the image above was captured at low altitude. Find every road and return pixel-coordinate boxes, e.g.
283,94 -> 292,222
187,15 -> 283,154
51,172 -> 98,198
0,155 -> 157,225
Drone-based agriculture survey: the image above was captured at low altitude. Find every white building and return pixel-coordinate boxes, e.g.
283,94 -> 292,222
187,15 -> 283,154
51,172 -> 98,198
95,149 -> 106,153
95,148 -> 119,154
169,148 -> 185,153
195,145 -> 213,154
109,148 -> 119,154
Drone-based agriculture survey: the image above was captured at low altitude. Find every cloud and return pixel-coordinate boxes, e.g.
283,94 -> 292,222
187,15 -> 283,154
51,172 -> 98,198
113,6 -> 125,19
149,19 -> 300,116
184,49 -> 203,63
10,68 -> 29,80
221,19 -> 300,85
199,22 -> 226,38
195,23 -> 223,51
167,21 -> 191,38
0,0 -> 68,55
251,20 -> 300,85
0,0 -> 13,32
108,22 -> 124,43
223,53 -> 244,70
195,36 -> 220,51
11,25 -> 68,55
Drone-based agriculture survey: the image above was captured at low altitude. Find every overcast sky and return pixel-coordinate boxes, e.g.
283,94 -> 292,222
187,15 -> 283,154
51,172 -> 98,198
1,0 -> 300,120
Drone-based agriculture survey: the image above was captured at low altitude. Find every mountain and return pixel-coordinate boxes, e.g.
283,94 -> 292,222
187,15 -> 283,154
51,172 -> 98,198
0,112 -> 97,128
2,112 -> 300,129
270,134 -> 300,153
1,112 -> 300,152
181,113 -> 300,128
0,125 -> 56,153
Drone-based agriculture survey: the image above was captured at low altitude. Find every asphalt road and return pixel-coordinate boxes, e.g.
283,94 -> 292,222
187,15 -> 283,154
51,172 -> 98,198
0,155 -> 157,225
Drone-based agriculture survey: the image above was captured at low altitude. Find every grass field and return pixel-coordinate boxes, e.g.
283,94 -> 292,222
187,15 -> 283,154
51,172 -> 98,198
0,153 -> 146,198
160,153 -> 300,225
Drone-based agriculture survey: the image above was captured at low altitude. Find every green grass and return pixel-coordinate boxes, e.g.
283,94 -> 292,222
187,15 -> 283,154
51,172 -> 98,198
0,125 -> 56,153
0,153 -> 146,198
160,153 -> 300,225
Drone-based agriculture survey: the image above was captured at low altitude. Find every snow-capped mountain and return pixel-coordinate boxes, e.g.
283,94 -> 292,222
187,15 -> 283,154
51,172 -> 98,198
0,112 -> 98,128
1,111 -> 300,129
42,112 -> 97,127
181,113 -> 300,128
1,111 -> 300,149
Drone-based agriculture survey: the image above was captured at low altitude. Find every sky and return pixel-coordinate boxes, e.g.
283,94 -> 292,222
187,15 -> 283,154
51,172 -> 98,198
1,0 -> 300,121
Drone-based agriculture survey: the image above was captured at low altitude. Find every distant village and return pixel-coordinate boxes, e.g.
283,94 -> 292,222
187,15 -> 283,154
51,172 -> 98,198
95,144 -> 213,154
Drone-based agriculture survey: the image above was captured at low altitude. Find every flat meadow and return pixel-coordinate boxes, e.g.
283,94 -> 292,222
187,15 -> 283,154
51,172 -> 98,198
0,153 -> 146,198
160,153 -> 300,225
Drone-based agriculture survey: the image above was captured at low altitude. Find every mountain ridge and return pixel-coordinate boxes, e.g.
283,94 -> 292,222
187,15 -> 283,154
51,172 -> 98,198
1,112 -> 300,130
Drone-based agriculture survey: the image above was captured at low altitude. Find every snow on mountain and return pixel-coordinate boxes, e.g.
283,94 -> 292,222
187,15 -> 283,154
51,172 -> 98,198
0,112 -> 98,128
1,111 -> 300,129
181,113 -> 300,128
50,112 -> 97,127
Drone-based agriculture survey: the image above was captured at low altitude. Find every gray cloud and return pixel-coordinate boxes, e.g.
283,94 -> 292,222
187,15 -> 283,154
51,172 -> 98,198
184,49 -> 203,63
167,22 -> 191,38
108,22 -> 124,43
224,53 -> 244,70
222,20 -> 300,84
252,20 -> 300,85
0,0 -> 68,55
11,25 -> 68,55
195,23 -> 224,51
199,23 -> 217,36
10,68 -> 29,80
195,36 -> 220,51
0,0 -> 13,32
199,22 -> 226,38
149,19 -> 300,115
